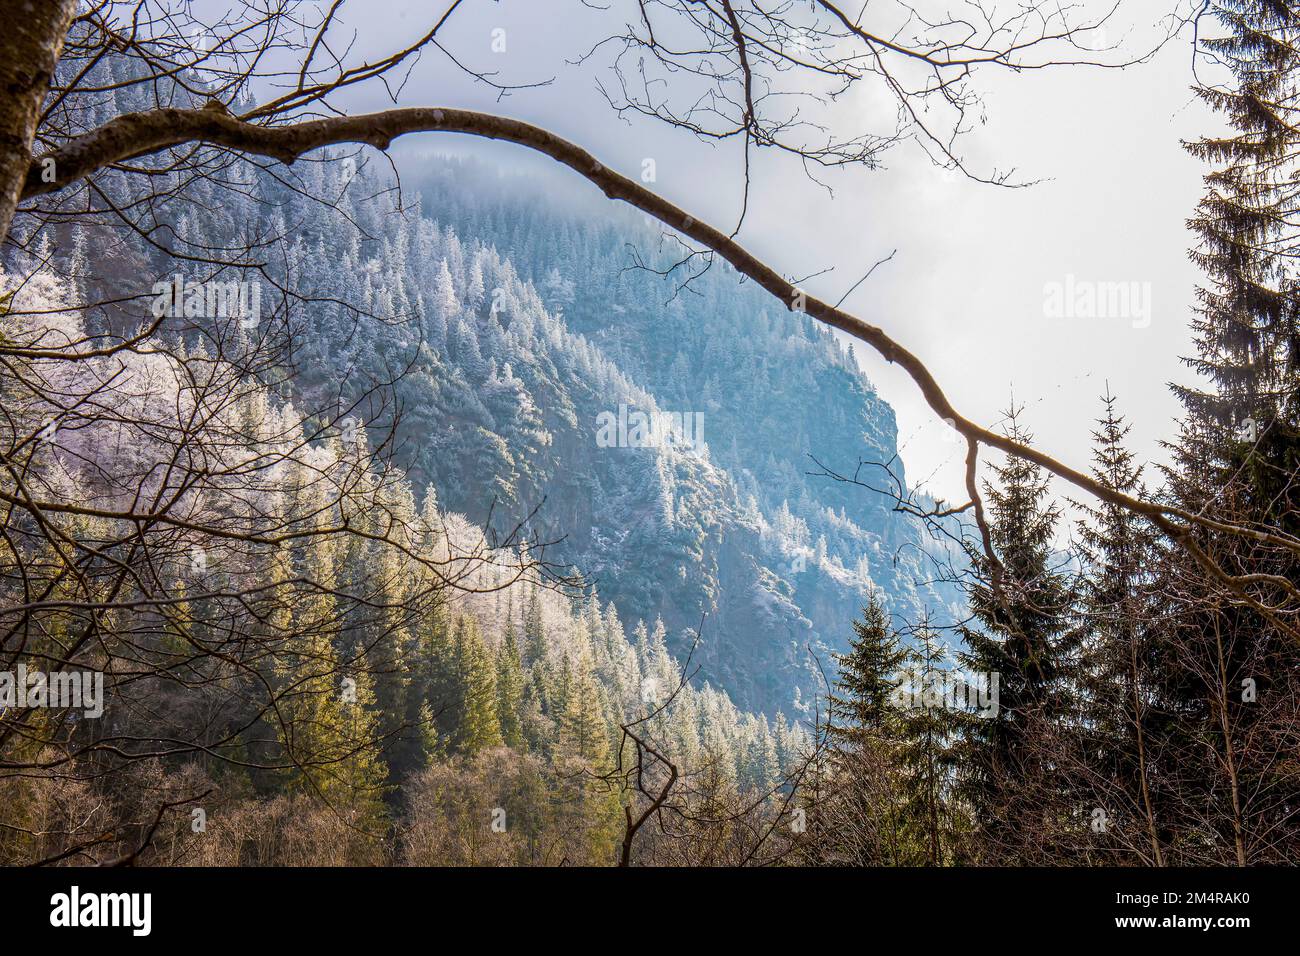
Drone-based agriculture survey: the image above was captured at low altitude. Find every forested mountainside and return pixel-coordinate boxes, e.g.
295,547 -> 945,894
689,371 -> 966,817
48,98 -> 964,719
0,40 -> 829,865
287,154 -> 966,717
0,261 -> 809,861
0,36 -> 958,864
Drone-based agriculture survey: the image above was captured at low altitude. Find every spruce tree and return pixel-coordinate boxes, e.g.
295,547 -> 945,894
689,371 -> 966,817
496,628 -> 527,751
1177,0 -> 1300,484
953,408 -> 1075,863
274,626 -> 389,826
1072,392 -> 1169,865
1155,0 -> 1300,863
827,593 -> 907,749
822,594 -> 909,865
524,588 -> 547,665
559,650 -> 609,764
451,615 -> 503,755
742,716 -> 781,795
417,603 -> 458,756
823,598 -> 961,865
894,617 -> 960,866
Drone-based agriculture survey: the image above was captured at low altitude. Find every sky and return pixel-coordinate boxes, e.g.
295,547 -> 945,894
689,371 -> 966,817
318,0 -> 1219,512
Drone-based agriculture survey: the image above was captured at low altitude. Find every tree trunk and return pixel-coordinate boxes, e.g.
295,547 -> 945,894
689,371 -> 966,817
0,0 -> 76,242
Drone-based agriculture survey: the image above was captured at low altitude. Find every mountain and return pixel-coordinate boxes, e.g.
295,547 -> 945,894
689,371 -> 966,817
4,37 -> 966,866
283,152 -> 965,717
23,45 -> 963,716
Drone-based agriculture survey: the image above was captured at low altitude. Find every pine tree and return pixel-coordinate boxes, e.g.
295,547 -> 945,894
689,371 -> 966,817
451,615 -> 503,755
274,625 -> 389,827
742,716 -> 780,795
827,594 -> 907,750
1155,0 -> 1300,864
1177,0 -> 1300,476
953,407 -> 1076,863
524,588 -> 547,665
559,650 -> 609,764
893,617 -> 960,866
1072,392 -> 1169,865
823,597 -> 960,865
496,628 -> 527,750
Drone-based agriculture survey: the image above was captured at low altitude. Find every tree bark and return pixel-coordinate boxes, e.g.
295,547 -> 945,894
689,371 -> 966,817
0,0 -> 77,242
